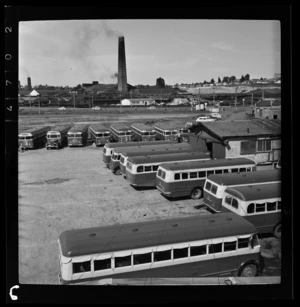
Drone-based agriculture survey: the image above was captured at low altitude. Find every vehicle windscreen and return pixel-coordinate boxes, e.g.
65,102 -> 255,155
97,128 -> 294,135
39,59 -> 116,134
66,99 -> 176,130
165,131 -> 171,135
19,136 -> 32,140
126,132 -> 131,136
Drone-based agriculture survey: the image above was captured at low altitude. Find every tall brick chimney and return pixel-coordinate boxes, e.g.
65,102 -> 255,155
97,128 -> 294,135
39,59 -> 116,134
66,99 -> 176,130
27,77 -> 32,90
117,36 -> 127,92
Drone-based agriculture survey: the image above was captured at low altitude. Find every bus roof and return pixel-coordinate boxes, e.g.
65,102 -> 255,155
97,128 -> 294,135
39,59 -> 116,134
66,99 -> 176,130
159,158 -> 256,171
224,182 -> 281,201
47,125 -> 73,133
207,169 -> 281,186
59,213 -> 256,257
130,123 -> 155,132
68,124 -> 88,133
104,140 -> 176,149
89,123 -> 110,131
153,123 -> 180,131
127,151 -> 211,164
110,123 -> 131,131
113,143 -> 191,154
120,147 -> 198,157
19,126 -> 51,135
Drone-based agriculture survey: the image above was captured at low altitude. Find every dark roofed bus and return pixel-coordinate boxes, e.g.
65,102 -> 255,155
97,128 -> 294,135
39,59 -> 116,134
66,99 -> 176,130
67,124 -> 89,147
131,123 -> 156,142
156,158 -> 257,200
221,182 -> 281,238
102,140 -> 178,168
58,213 -> 263,284
46,125 -> 73,149
111,143 -> 197,175
153,123 -> 179,142
110,124 -> 132,143
203,169 -> 281,213
19,126 -> 51,149
126,151 -> 211,188
89,124 -> 110,146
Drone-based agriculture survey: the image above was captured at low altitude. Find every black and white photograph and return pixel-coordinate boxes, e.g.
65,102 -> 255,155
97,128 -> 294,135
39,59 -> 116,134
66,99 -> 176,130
6,5 -> 293,303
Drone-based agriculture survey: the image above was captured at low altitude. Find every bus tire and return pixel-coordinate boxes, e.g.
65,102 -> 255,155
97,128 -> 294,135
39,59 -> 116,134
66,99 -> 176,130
238,263 -> 258,277
273,223 -> 281,239
191,187 -> 202,200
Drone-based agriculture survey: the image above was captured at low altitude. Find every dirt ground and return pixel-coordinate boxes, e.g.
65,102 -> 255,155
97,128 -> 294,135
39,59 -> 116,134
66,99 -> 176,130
17,107 -> 281,285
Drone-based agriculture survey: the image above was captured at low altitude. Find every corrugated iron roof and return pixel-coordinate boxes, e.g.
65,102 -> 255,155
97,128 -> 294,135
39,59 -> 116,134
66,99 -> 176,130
198,119 -> 281,141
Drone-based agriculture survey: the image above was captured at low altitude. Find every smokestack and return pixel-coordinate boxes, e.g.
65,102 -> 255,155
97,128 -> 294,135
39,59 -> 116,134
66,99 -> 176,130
27,77 -> 32,90
118,36 -> 127,92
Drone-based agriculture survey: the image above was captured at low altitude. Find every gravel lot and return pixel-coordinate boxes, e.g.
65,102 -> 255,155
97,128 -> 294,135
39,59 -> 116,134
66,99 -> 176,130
18,108 -> 281,285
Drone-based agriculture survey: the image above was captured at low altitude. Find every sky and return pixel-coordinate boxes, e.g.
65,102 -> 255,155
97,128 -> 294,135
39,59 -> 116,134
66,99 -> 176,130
19,19 -> 281,87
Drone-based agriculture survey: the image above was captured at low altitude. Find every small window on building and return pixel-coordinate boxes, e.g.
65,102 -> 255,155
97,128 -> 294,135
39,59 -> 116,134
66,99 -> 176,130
190,172 -> 197,179
257,139 -> 272,152
247,203 -> 255,214
94,258 -> 111,271
267,202 -> 277,211
209,243 -> 222,254
256,203 -> 266,213
154,250 -> 171,262
73,261 -> 91,274
137,166 -> 144,173
174,173 -> 180,180
182,173 -> 188,180
240,140 -> 256,155
198,171 -> 206,178
115,255 -> 132,268
173,247 -> 188,259
133,253 -> 152,265
190,245 -> 207,256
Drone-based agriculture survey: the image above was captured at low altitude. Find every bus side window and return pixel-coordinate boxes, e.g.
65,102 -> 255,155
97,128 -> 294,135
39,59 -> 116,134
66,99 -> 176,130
207,170 -> 214,177
231,168 -> 239,173
154,250 -> 171,262
238,237 -> 250,249
115,255 -> 132,268
239,168 -> 246,172
198,171 -> 206,178
277,201 -> 281,210
190,244 -> 207,256
174,173 -> 180,180
225,195 -> 232,205
256,203 -> 266,213
267,202 -> 276,211
208,243 -> 222,254
247,203 -> 255,214
133,253 -> 152,265
182,173 -> 188,180
144,165 -> 152,172
190,172 -> 197,179
137,166 -> 144,173
232,198 -> 239,209
223,169 -> 229,173
215,169 -> 222,174
73,261 -> 91,274
173,247 -> 188,259
94,258 -> 111,271
224,240 -> 237,251
153,165 -> 159,171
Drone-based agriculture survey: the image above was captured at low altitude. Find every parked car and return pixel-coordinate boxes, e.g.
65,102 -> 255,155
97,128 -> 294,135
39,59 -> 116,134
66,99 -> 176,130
210,113 -> 222,119
92,106 -> 101,110
195,116 -> 216,122
58,107 -> 66,110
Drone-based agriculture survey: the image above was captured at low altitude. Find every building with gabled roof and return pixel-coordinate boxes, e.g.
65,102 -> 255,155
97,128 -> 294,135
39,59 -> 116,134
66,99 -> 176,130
195,119 -> 281,169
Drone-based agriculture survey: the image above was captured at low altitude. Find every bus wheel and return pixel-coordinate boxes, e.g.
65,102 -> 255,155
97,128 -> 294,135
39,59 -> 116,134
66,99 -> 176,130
238,263 -> 258,277
273,223 -> 281,239
191,188 -> 202,200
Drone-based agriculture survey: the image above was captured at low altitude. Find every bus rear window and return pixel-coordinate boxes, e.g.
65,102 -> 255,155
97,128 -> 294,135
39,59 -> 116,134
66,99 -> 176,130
137,166 -> 144,173
225,195 -> 232,205
205,181 -> 212,191
144,165 -> 152,172
174,173 -> 180,180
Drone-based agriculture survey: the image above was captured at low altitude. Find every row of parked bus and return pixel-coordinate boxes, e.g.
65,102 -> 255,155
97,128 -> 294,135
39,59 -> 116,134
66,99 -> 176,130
18,122 -> 191,150
102,141 -> 281,238
56,136 -> 281,285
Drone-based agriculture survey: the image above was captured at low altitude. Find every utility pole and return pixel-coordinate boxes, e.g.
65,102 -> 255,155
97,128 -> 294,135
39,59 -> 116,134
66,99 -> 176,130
251,92 -> 253,107
73,93 -> 75,109
91,92 -> 94,108
262,88 -> 264,100
120,92 -> 121,113
235,87 -> 237,112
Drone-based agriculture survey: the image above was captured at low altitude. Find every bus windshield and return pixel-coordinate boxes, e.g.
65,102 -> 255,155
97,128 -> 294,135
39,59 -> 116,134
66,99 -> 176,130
19,136 -> 32,140
165,132 -> 171,135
